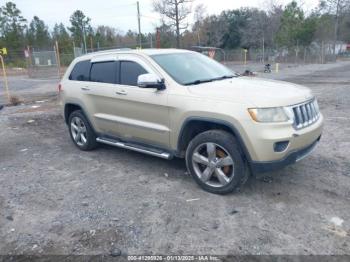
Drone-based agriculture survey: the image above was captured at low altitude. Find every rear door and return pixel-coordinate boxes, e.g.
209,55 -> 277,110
78,55 -> 123,136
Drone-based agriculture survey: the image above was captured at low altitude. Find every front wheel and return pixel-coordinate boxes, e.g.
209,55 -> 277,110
186,130 -> 248,194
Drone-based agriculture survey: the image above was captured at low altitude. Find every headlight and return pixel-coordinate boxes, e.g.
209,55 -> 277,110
248,107 -> 293,123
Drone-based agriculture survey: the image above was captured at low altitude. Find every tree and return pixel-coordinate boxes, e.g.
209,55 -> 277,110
319,0 -> 350,55
52,23 -> 71,53
276,1 -> 306,47
68,10 -> 92,52
192,4 -> 206,45
339,10 -> 350,41
220,9 -> 250,49
27,16 -> 50,49
262,3 -> 283,49
200,15 -> 226,47
121,29 -> 138,47
314,13 -> 334,43
156,22 -> 176,48
193,3 -> 206,22
275,1 -> 319,62
153,0 -> 193,48
95,25 -> 117,49
297,16 -> 317,46
0,2 -> 27,56
240,9 -> 268,49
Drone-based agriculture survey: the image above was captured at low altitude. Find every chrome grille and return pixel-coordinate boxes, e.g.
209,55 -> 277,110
291,99 -> 320,129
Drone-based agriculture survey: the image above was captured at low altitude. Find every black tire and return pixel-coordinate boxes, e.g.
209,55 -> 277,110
185,130 -> 249,194
68,110 -> 98,151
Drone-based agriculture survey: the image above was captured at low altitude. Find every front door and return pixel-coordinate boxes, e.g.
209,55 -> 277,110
111,55 -> 170,148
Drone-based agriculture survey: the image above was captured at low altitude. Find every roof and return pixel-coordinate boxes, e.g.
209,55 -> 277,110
77,48 -> 191,61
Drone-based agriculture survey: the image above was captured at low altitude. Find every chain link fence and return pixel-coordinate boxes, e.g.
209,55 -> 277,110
1,41 -> 349,105
225,46 -> 337,65
27,50 -> 60,79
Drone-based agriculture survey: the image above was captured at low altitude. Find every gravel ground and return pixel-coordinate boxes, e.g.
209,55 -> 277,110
0,61 -> 350,256
0,76 -> 58,104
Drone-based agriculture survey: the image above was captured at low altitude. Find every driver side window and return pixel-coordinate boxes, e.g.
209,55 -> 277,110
120,61 -> 147,86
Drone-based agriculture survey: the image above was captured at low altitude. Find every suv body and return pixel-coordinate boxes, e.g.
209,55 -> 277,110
60,49 -> 323,194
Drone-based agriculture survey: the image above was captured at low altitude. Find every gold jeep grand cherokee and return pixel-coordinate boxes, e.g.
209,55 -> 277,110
59,49 -> 323,194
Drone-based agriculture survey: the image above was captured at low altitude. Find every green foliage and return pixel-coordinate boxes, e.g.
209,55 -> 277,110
95,25 -> 117,48
6,59 -> 27,68
27,16 -> 51,49
220,9 -> 248,49
276,1 -> 305,47
0,2 -> 27,57
0,0 -> 349,65
157,22 -> 176,48
68,10 -> 91,48
340,14 -> 350,41
297,16 -> 317,46
53,23 -> 72,53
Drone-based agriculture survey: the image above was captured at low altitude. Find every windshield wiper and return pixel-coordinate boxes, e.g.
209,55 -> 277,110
211,75 -> 236,81
184,75 -> 238,86
184,79 -> 215,86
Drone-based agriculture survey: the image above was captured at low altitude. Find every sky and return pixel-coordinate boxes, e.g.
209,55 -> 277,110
10,0 -> 320,34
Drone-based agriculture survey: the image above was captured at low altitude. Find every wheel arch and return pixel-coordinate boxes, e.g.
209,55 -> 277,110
64,103 -> 82,124
64,103 -> 96,134
176,117 -> 252,163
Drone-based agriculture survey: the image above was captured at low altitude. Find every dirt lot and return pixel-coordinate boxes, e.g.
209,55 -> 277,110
0,61 -> 350,257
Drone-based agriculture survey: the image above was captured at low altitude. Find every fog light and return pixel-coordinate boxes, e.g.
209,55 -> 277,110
274,141 -> 289,152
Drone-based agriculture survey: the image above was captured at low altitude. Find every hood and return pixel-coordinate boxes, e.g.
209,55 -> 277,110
187,76 -> 314,107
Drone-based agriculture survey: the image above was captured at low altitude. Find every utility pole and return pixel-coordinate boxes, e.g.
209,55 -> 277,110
55,41 -> 61,78
82,24 -> 87,54
0,54 -> 10,103
156,28 -> 160,48
149,33 -> 153,48
90,36 -> 93,52
333,0 -> 341,61
137,1 -> 142,48
262,35 -> 265,64
73,41 -> 76,57
175,1 -> 180,48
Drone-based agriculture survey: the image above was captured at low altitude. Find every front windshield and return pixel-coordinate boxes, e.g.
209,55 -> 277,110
150,52 -> 238,85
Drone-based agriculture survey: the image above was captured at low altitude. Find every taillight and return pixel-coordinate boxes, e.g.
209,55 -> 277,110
58,83 -> 62,92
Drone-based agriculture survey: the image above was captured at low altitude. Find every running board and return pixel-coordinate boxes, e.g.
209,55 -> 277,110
96,137 -> 172,159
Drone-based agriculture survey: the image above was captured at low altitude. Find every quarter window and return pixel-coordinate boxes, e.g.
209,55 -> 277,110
69,60 -> 90,81
90,61 -> 117,84
120,61 -> 147,86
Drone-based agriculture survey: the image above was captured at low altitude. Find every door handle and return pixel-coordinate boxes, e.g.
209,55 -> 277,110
81,87 -> 90,91
116,90 -> 127,95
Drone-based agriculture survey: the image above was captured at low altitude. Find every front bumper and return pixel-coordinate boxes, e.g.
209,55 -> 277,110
240,112 -> 323,161
250,135 -> 321,173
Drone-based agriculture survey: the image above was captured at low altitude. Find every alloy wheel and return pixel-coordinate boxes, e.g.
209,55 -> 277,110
70,116 -> 88,147
192,142 -> 235,187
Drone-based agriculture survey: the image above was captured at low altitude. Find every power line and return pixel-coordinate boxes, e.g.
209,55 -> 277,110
94,2 -> 137,12
141,14 -> 159,20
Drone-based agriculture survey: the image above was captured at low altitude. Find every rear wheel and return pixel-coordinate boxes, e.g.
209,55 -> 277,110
68,110 -> 98,151
186,130 -> 248,194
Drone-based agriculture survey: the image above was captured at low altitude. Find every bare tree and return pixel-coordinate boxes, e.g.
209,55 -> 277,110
193,3 -> 206,22
193,4 -> 207,45
153,0 -> 193,48
319,0 -> 350,56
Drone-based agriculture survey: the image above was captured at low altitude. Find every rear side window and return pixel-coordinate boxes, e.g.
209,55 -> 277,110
69,60 -> 90,81
90,61 -> 117,84
120,61 -> 147,86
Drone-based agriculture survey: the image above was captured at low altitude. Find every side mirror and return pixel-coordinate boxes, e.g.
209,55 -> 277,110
137,73 -> 165,90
